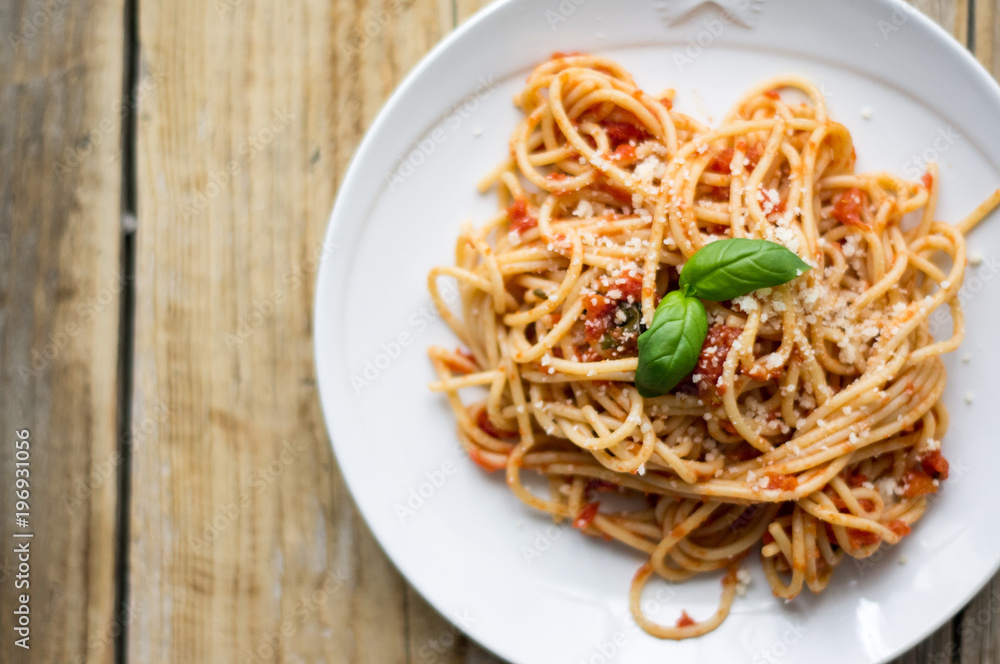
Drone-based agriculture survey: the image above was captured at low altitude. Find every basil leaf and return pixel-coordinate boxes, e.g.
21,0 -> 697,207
635,291 -> 707,398
679,238 -> 811,301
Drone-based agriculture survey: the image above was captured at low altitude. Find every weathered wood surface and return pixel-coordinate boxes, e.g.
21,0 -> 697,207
0,1 -> 126,663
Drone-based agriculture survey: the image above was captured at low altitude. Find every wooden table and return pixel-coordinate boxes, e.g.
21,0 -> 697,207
1,0 -> 998,662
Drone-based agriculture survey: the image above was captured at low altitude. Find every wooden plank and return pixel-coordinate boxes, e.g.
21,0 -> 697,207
912,0 -> 969,41
958,5 -> 1000,661
974,0 -> 997,71
128,0 -> 452,662
0,1 -> 125,663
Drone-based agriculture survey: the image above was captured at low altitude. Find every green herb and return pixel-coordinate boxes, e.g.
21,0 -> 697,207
678,238 -> 811,301
635,239 -> 809,397
600,303 -> 642,352
635,291 -> 707,398
616,302 -> 642,332
532,288 -> 547,299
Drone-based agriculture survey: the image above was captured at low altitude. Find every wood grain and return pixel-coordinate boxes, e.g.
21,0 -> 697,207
958,5 -> 1000,661
128,0 -> 456,662
0,1 -> 125,663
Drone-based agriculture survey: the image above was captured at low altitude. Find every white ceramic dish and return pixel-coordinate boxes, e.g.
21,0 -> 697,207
314,1 -> 1000,661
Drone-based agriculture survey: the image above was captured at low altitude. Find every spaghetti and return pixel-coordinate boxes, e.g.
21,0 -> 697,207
427,54 -> 998,639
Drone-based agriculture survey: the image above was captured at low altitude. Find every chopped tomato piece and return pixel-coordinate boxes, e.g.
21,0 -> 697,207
604,121 -> 650,147
920,451 -> 949,479
676,611 -> 696,628
583,293 -> 616,342
611,144 -> 636,162
507,198 -> 537,234
608,273 -> 643,302
902,470 -> 938,498
886,520 -> 911,537
847,528 -> 881,548
694,325 -> 742,400
847,473 -> 869,488
708,142 -> 765,174
442,348 -> 477,374
708,148 -> 735,174
573,502 -> 600,529
832,188 -> 871,230
766,474 -> 798,491
764,89 -> 781,100
921,172 -> 934,190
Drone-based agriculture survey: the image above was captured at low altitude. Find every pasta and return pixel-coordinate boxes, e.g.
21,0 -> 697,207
427,54 -> 998,639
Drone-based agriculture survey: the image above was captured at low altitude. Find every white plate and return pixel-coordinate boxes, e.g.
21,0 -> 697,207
314,1 -> 1000,661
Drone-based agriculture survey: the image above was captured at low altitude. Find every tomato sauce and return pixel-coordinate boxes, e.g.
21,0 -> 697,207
604,121 -> 650,148
832,188 -> 871,230
887,520 -> 911,537
694,325 -> 742,400
919,451 -> 949,479
507,198 -> 537,234
573,502 -> 600,529
583,293 -> 617,342
766,474 -> 798,491
847,528 -> 881,548
708,142 -> 765,174
902,470 -> 938,498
